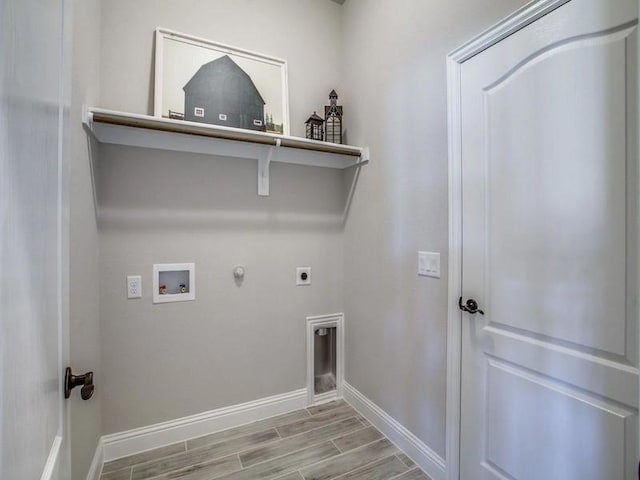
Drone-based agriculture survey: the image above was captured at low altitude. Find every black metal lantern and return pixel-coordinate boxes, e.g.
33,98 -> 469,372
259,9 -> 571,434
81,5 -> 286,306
305,112 -> 324,141
324,90 -> 343,144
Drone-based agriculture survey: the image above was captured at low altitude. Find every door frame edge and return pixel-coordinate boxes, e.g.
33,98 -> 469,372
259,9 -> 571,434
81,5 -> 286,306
445,1 -> 569,479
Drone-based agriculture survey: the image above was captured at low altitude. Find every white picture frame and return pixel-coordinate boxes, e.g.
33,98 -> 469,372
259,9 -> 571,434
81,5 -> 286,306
154,27 -> 290,135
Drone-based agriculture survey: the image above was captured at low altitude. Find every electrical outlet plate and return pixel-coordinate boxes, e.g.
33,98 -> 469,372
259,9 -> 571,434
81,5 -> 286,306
127,275 -> 142,298
296,267 -> 311,286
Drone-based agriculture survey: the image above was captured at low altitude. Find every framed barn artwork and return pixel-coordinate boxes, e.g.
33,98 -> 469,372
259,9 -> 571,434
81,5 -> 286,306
154,28 -> 290,135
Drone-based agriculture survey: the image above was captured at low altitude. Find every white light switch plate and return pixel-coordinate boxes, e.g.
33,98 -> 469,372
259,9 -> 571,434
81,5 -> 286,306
127,275 -> 142,298
418,252 -> 440,278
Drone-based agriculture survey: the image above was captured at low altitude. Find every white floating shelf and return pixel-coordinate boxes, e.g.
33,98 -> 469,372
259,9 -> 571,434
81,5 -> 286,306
84,107 -> 369,196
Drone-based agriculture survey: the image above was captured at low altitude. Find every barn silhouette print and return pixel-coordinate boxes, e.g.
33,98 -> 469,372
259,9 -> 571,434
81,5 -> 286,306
183,55 -> 266,131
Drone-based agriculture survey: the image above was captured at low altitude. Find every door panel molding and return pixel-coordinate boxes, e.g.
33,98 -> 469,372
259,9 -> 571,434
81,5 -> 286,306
485,355 -> 637,416
482,24 -> 632,356
484,325 -> 639,411
484,358 -> 630,480
483,22 -> 637,93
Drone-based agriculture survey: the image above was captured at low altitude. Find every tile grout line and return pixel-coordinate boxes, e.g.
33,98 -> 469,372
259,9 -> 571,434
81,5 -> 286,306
187,406 -> 347,452
102,401 -> 431,480
185,411 -> 311,451
160,416 -> 376,478
133,416 -> 357,479
276,471 -> 303,480
238,426 -> 288,468
331,423 -> 373,443
104,437 -> 189,469
277,407 -> 356,436
106,445 -> 187,478
183,408 -> 314,450
387,467 -> 428,480
306,401 -> 346,415
109,404 -> 346,471
396,452 -> 415,469
260,412 -> 360,446
275,411 -> 358,439
134,452 -> 243,480
229,438 -> 342,478
294,437 -> 396,477
133,434 -> 280,480
308,454 -> 399,480
235,453 -> 242,474
331,454 -> 408,480
330,434 -> 389,456
112,434 -> 428,480
237,416 -> 367,470
238,436 -> 341,470
105,403 -> 365,478
129,426 -> 280,474
330,439 -> 343,454
208,449 -> 306,480
123,403 -> 347,470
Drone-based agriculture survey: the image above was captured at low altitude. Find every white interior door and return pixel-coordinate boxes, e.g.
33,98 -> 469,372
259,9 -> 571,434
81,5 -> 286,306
1,0 -> 71,479
459,0 -> 639,478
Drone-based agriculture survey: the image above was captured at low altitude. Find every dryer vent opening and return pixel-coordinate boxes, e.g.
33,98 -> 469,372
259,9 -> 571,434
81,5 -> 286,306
314,327 -> 337,395
306,314 -> 343,405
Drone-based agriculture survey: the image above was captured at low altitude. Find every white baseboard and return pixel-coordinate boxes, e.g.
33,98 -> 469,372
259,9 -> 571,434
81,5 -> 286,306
343,382 -> 446,480
100,388 -> 307,462
312,390 -> 338,405
41,435 -> 62,480
88,384 -> 446,479
85,438 -> 104,480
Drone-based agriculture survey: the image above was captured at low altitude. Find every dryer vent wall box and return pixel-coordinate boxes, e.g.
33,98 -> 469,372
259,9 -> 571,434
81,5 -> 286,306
153,263 -> 195,303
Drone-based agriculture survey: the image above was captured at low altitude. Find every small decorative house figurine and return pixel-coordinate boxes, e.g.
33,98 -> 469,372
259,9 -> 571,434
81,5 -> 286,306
324,90 -> 343,144
305,112 -> 324,141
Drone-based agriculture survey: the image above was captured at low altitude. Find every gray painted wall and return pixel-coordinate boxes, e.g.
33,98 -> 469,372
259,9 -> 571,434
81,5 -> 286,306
99,0 -> 343,137
70,0 -> 102,478
97,0 -> 345,434
340,0 -> 529,459
77,0 -> 535,465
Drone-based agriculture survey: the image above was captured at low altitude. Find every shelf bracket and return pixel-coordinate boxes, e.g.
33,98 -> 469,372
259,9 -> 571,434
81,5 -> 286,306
258,138 -> 280,197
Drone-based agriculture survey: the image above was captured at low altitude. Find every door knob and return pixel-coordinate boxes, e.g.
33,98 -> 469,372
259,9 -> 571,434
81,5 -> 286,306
459,297 -> 484,315
64,367 -> 94,400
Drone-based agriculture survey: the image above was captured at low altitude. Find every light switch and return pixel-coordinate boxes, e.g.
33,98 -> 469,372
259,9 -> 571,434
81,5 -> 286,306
418,251 -> 440,278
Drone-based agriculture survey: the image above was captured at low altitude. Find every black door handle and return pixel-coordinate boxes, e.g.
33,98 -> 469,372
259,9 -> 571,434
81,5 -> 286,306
459,297 -> 484,315
64,367 -> 94,400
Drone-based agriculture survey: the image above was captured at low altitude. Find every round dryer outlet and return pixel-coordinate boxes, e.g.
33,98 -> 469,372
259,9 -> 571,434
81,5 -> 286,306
296,267 -> 311,286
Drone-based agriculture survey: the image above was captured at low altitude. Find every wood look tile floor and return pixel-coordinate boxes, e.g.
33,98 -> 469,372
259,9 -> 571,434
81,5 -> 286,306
99,400 -> 432,480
